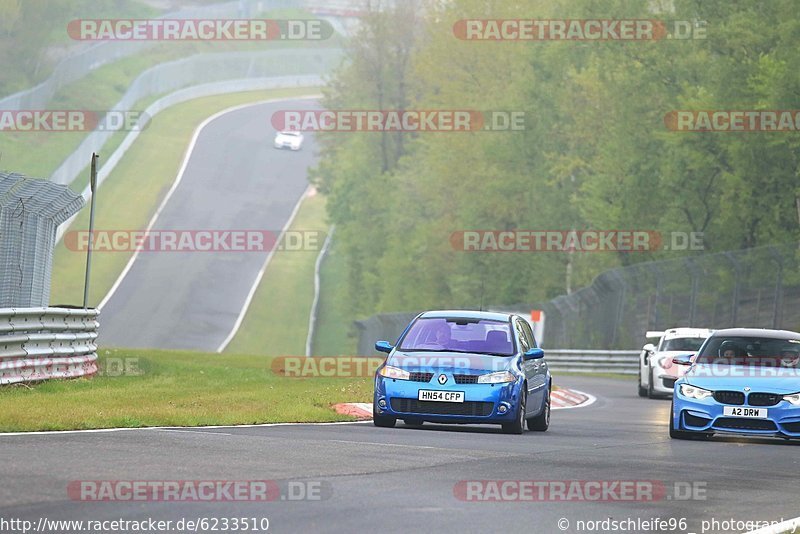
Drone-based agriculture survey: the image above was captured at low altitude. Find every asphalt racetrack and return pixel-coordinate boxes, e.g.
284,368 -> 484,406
1,376 -> 797,534
99,98 -> 319,351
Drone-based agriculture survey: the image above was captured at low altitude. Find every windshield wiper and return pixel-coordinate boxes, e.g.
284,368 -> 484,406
401,348 -> 511,356
400,348 -> 475,354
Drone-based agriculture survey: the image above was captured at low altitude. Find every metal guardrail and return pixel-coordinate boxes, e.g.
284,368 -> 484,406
56,74 -> 327,244
0,0 -> 303,111
306,226 -> 334,356
0,308 -> 99,385
49,48 -> 342,187
545,349 -> 639,375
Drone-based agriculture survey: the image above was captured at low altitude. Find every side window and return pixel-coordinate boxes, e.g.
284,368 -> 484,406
521,320 -> 537,348
515,320 -> 530,352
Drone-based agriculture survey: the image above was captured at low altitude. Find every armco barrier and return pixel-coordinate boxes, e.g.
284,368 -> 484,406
49,48 -> 342,187
0,308 -> 99,385
544,349 -> 639,375
56,74 -> 326,244
0,0 -> 305,111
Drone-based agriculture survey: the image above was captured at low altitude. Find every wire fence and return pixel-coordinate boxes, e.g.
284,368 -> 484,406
531,242 -> 800,349
355,242 -> 800,353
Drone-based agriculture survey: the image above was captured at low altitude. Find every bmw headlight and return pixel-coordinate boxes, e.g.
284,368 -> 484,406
378,365 -> 410,380
679,384 -> 713,400
782,393 -> 800,406
477,371 -> 516,384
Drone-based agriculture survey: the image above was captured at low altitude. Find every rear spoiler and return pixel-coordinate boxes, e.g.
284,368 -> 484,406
645,330 -> 664,339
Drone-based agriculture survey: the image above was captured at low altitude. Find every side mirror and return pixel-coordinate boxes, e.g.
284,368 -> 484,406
643,343 -> 656,353
671,354 -> 694,366
523,348 -> 545,360
375,341 -> 394,354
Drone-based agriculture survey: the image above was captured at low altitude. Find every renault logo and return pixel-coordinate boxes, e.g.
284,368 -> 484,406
438,374 -> 447,385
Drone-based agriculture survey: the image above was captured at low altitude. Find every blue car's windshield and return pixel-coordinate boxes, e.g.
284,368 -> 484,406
696,336 -> 800,366
398,317 -> 515,356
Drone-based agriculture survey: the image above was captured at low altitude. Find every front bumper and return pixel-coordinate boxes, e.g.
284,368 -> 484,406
274,142 -> 301,150
649,360 -> 688,395
374,373 -> 529,424
673,392 -> 800,438
651,373 -> 679,395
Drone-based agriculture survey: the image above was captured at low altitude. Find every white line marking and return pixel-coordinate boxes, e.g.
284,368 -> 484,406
0,420 -> 369,438
552,389 -> 597,410
154,429 -> 233,436
97,95 -> 322,312
217,183 -> 311,353
328,439 -> 444,450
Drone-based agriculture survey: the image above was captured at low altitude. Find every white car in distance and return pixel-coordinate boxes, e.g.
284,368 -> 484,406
638,327 -> 712,398
274,130 -> 304,151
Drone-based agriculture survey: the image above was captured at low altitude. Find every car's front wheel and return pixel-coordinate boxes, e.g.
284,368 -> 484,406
669,406 -> 708,440
373,405 -> 396,428
638,366 -> 648,397
647,367 -> 659,399
669,406 -> 689,439
502,388 -> 526,434
527,387 -> 550,432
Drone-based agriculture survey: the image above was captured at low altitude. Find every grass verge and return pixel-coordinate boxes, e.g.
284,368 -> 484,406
0,349 -> 372,432
50,87 -> 320,306
224,190 -> 329,356
313,239 -> 359,356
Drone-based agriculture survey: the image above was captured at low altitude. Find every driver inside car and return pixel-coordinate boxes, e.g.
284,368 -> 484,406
779,347 -> 800,368
432,324 -> 452,347
718,340 -> 745,361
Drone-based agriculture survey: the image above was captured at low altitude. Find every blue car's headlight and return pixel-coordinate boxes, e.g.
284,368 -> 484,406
379,365 -> 410,380
477,371 -> 516,384
679,384 -> 713,400
782,393 -> 800,406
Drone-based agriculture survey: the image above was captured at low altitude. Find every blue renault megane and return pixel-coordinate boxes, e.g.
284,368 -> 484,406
670,328 -> 800,440
373,310 -> 551,434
